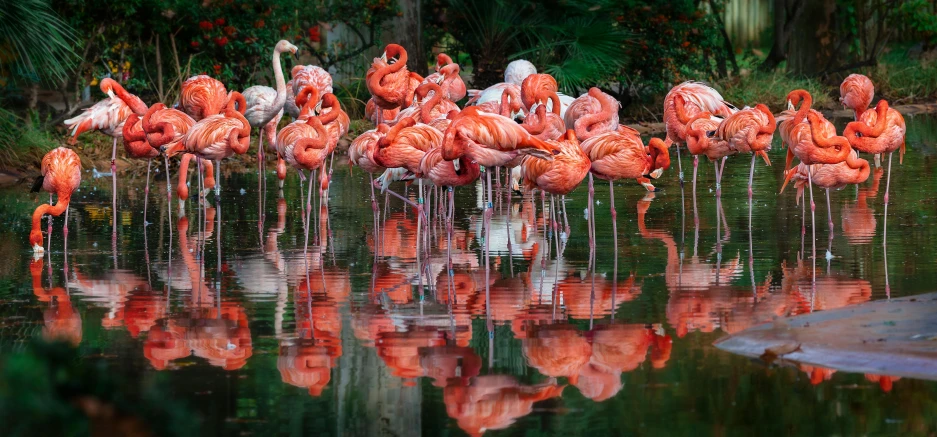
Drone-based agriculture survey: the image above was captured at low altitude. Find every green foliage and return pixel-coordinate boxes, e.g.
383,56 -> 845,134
895,0 -> 937,47
0,0 -> 79,84
0,108 -> 56,170
514,1 -> 632,94
442,0 -> 527,87
863,45 -> 937,103
616,0 -> 723,97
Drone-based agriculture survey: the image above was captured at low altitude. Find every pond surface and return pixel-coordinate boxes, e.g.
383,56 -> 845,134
2,115 -> 937,436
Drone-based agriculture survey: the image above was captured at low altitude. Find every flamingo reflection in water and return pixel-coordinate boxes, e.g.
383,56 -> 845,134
278,279 -> 345,397
143,214 -> 252,371
444,376 -> 565,437
30,259 -> 82,346
841,167 -> 883,245
68,264 -> 148,330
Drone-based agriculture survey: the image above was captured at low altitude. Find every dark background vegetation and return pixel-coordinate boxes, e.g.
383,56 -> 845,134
1,0 -> 935,171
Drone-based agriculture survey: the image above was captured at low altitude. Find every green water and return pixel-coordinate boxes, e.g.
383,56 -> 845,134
1,115 -> 937,436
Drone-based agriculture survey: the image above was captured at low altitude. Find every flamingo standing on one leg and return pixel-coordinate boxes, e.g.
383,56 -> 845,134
780,89 -> 853,279
30,147 -> 81,255
843,99 -> 907,241
243,40 -> 298,188
663,81 -> 738,184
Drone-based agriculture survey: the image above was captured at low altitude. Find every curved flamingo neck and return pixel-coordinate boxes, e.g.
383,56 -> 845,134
226,91 -> 246,114
807,112 -> 847,150
102,78 -> 148,115
416,83 -> 443,123
755,104 -> 776,134
379,116 -> 415,150
547,92 -> 560,115
867,100 -> 890,137
647,138 -> 670,170
316,94 -> 342,125
297,86 -> 321,119
369,45 -> 408,105
30,196 -> 71,247
436,53 -> 453,70
523,106 -> 549,136
790,90 -> 813,125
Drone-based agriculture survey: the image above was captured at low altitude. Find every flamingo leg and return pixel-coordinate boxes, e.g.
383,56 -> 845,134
215,160 -> 221,198
63,201 -> 69,256
609,180 -> 618,317
417,178 -> 424,301
561,195 -> 570,236
112,137 -> 118,249
303,169 -> 314,261
801,187 -> 806,258
826,188 -> 834,235
807,166 -> 817,284
144,158 -> 152,226
884,151 -> 893,240
588,174 -> 595,264
676,143 -> 684,185
46,194 -> 53,253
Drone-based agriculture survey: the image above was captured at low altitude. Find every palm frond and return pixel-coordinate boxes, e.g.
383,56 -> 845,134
0,0 -> 79,84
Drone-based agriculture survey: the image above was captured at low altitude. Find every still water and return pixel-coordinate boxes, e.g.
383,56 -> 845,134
2,116 -> 937,435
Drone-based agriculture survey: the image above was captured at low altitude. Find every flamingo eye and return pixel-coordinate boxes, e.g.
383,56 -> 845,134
706,130 -> 716,138
835,145 -> 842,151
855,132 -> 863,138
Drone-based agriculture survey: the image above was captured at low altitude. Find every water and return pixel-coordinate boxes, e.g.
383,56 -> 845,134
2,115 -> 937,435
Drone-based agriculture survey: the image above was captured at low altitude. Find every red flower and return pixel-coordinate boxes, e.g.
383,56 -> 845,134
223,25 -> 237,36
214,36 -> 228,47
280,24 -> 289,33
214,18 -> 225,26
254,19 -> 265,29
213,64 -> 222,75
308,26 -> 320,42
190,41 -> 200,48
199,20 -> 213,31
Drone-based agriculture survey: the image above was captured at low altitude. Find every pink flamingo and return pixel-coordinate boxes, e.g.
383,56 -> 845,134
663,81 -> 737,184
521,96 -> 566,141
163,92 -> 250,198
367,44 -> 422,124
843,99 -> 907,237
422,53 -> 466,101
683,110 -> 736,197
564,87 -> 620,141
179,75 -> 228,121
275,86 -> 320,185
714,104 -> 776,198
465,59 -> 535,106
348,124 -> 391,212
242,40 -> 298,184
285,65 -> 333,119
120,113 -> 160,223
317,92 -> 350,194
394,82 -> 459,128
30,147 -> 81,254
840,74 -> 874,120
140,103 -> 204,213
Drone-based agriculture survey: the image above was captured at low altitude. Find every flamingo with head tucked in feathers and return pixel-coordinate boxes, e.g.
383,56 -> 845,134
663,81 -> 738,184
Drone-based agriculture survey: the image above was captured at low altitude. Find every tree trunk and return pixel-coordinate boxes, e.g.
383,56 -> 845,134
788,0 -> 837,75
760,0 -> 805,71
390,0 -> 427,76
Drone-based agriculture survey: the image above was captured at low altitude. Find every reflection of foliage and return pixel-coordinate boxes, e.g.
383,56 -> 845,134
0,0 -> 78,84
0,339 -> 198,436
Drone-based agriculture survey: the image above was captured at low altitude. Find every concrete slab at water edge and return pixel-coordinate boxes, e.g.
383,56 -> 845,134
714,293 -> 937,381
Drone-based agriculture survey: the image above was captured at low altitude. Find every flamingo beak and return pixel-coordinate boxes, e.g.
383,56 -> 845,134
380,51 -> 387,63
434,74 -> 444,85
787,99 -> 794,111
452,159 -> 460,172
650,167 -> 663,179
640,181 -> 656,192
315,100 -> 323,114
32,243 -> 44,254
107,89 -> 117,100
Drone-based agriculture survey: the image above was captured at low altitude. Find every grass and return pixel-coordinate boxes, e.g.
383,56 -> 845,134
0,109 -> 57,172
715,69 -> 834,112
862,47 -> 937,104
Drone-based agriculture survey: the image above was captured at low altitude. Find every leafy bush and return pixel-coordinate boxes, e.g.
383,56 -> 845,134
0,0 -> 78,84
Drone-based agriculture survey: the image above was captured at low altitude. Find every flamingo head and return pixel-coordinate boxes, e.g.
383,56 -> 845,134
99,78 -> 118,100
30,229 -> 44,254
382,44 -> 406,64
276,40 -> 298,55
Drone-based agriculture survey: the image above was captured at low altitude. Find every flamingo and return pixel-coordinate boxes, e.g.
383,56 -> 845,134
563,87 -> 621,141
843,100 -> 907,234
840,73 -> 875,120
683,110 -> 736,197
140,103 -> 203,213
29,147 -> 81,254
120,113 -> 160,224
163,92 -> 250,199
520,73 -> 574,119
521,98 -> 566,141
781,90 -> 853,276
475,85 -> 523,118
714,104 -> 775,198
366,44 -> 421,124
242,40 -> 298,185
179,74 -> 228,121
65,78 -> 148,241
394,82 -> 460,128
284,65 -> 333,120
420,146 -> 482,270
275,85 -> 320,185
443,376 -> 564,437
422,53 -> 466,101
781,139 -> 870,232
317,92 -> 351,193
274,88 -> 331,254
581,130 -> 669,258
663,81 -> 737,184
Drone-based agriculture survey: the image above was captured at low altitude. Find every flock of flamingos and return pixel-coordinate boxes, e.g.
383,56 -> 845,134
22,38 -> 912,434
